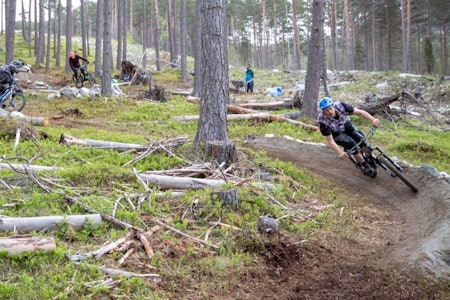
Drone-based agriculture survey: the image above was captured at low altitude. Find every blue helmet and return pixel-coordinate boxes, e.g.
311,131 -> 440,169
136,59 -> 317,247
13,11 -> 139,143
319,97 -> 334,110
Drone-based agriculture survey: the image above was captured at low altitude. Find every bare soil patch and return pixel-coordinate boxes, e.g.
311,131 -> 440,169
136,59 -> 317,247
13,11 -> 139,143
241,136 -> 450,299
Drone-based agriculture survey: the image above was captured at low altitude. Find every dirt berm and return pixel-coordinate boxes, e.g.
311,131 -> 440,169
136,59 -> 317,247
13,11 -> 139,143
247,135 -> 450,278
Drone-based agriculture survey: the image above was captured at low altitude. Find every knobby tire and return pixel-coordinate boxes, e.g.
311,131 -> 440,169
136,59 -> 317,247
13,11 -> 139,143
73,74 -> 83,88
378,155 -> 418,193
8,93 -> 26,112
87,74 -> 97,86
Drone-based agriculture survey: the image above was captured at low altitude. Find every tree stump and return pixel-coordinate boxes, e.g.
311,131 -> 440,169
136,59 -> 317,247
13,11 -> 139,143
211,188 -> 239,210
206,140 -> 237,166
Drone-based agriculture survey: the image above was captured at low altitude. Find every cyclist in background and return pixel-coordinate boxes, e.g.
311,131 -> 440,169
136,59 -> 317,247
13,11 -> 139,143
0,63 -> 18,95
68,51 -> 89,77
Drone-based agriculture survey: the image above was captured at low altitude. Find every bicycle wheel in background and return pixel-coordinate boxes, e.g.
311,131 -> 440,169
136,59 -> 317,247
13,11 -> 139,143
7,93 -> 26,112
86,73 -> 97,86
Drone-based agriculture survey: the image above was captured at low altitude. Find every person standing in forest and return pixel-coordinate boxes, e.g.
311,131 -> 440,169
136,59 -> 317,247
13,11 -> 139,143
245,64 -> 254,93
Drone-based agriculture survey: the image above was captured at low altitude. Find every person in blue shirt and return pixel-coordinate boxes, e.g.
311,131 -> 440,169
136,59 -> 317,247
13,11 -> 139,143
245,64 -> 254,93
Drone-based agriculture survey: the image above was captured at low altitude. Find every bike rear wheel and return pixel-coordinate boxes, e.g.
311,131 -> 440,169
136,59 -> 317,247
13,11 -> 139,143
378,155 -> 418,193
73,74 -> 83,88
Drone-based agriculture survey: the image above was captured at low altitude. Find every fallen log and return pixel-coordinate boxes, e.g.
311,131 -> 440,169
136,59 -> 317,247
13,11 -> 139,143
59,134 -> 146,151
0,109 -> 49,126
234,101 -> 294,110
357,92 -> 401,115
139,173 -> 227,190
184,96 -> 318,131
0,214 -> 102,233
0,236 -> 56,255
173,113 -> 318,131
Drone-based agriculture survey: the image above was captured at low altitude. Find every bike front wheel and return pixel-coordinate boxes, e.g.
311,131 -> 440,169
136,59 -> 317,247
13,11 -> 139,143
86,73 -> 97,86
5,93 -> 27,112
378,155 -> 418,193
73,74 -> 83,88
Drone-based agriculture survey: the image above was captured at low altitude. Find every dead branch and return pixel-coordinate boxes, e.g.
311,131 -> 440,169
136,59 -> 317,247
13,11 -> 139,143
154,219 -> 219,250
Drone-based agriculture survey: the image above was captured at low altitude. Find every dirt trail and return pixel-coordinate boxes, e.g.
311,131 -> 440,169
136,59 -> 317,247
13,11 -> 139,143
247,135 -> 450,277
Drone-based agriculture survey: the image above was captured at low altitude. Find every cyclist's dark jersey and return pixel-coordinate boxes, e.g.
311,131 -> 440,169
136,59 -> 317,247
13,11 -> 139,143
318,102 -> 354,136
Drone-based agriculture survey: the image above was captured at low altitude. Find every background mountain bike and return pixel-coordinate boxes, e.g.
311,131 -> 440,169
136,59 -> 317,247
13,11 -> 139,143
73,63 -> 96,88
346,126 -> 419,193
0,77 -> 26,112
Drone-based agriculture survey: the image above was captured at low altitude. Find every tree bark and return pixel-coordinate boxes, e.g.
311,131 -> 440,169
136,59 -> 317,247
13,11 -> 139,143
206,140 -> 237,166
303,0 -> 326,120
194,0 -> 229,145
102,0 -> 113,96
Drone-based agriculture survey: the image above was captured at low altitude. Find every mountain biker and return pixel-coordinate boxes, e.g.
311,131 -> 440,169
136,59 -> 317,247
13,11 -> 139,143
0,63 -> 19,95
317,97 -> 381,176
68,51 -> 89,77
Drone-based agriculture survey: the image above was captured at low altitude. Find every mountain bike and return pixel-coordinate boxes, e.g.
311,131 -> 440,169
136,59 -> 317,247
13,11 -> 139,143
73,63 -> 96,88
346,126 -> 419,193
0,77 -> 26,112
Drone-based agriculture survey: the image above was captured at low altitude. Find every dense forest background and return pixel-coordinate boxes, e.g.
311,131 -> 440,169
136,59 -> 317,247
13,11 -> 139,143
1,0 -> 449,76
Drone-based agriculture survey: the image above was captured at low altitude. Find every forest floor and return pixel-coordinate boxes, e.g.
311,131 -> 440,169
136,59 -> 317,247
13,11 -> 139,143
16,67 -> 450,299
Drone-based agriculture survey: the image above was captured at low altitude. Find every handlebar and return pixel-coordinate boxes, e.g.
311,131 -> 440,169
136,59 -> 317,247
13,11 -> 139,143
74,63 -> 89,71
347,126 -> 378,154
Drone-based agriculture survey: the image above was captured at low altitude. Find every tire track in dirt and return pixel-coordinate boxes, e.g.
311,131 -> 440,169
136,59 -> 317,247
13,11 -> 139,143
247,135 -> 450,277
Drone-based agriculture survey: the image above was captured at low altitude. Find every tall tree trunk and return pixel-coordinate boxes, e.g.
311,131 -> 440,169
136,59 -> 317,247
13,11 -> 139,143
272,0 -> 278,68
343,0 -> 354,70
401,0 -> 411,72
5,0 -> 16,64
180,0 -> 188,81
102,0 -> 113,96
385,0 -> 393,70
20,0 -> 28,43
194,0 -> 229,145
153,0 -> 161,71
292,0 -> 301,70
55,0 -> 62,66
45,0 -> 51,70
122,0 -> 128,63
95,0 -> 103,77
303,0 -> 326,120
328,0 -> 338,70
27,0 -> 32,57
142,0 -> 148,68
192,0 -> 203,97
116,0 -> 124,70
36,0 -> 45,65
81,0 -> 87,58
167,0 -> 177,67
65,0 -> 73,73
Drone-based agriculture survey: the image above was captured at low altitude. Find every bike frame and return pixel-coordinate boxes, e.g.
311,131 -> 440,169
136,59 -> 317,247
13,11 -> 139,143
346,126 -> 404,178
